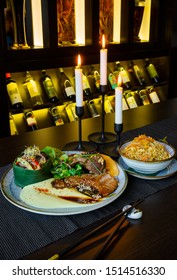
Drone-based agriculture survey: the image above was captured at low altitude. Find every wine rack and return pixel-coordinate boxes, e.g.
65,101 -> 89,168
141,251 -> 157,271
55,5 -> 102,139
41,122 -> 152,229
0,0 -> 176,137
7,56 -> 169,136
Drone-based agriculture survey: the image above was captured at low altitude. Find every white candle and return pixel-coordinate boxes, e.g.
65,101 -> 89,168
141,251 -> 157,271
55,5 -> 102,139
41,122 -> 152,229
100,35 -> 107,85
75,54 -> 83,107
115,75 -> 123,124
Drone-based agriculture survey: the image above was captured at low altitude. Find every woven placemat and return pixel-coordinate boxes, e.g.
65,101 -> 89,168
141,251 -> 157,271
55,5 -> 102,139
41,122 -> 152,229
1,116 -> 177,260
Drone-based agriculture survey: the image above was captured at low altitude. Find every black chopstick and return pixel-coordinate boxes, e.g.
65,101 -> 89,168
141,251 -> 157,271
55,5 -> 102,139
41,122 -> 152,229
93,214 -> 128,259
48,198 -> 143,260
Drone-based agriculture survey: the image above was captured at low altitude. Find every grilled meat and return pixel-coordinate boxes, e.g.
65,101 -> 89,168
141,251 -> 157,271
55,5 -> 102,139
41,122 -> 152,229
69,153 -> 106,174
51,173 -> 118,199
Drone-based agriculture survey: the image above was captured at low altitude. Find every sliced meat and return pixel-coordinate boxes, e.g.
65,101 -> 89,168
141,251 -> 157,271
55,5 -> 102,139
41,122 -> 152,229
69,153 -> 106,174
64,173 -> 118,198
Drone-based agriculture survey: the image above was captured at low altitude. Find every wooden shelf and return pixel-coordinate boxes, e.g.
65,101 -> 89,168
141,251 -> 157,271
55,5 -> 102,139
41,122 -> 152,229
0,0 -> 176,137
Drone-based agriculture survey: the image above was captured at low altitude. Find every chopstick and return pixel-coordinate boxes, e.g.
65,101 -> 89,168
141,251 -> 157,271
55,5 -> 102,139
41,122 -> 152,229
48,198 -> 143,260
93,214 -> 128,259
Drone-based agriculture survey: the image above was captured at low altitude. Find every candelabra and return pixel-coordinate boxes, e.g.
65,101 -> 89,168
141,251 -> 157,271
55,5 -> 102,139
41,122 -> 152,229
63,106 -> 97,152
101,123 -> 123,158
88,85 -> 117,145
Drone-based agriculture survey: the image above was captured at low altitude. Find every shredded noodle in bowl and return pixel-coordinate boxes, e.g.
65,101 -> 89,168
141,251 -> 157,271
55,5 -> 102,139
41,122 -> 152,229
118,135 -> 176,174
121,135 -> 171,161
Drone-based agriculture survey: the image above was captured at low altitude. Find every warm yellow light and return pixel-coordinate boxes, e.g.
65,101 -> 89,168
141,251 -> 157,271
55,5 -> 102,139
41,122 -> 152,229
31,0 -> 43,47
102,34 -> 106,49
113,0 -> 121,43
118,74 -> 122,87
77,54 -> 81,68
139,0 -> 151,42
75,0 -> 85,45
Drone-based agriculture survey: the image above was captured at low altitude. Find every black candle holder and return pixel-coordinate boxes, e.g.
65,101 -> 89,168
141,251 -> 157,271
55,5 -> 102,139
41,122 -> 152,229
88,85 -> 117,144
101,123 -> 123,158
63,106 -> 97,152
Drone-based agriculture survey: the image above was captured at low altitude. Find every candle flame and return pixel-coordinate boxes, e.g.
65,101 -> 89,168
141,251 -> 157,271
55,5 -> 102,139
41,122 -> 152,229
118,74 -> 122,87
102,35 -> 106,49
77,54 -> 81,68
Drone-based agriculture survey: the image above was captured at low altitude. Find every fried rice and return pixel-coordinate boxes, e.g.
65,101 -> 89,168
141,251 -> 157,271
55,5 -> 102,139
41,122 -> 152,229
121,134 -> 171,161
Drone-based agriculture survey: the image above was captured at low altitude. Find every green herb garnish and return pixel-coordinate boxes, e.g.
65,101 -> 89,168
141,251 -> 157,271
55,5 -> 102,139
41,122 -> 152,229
41,147 -> 102,179
159,136 -> 168,143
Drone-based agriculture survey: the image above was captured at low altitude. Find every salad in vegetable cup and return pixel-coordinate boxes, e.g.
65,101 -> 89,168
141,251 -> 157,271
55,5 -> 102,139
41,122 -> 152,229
13,145 -> 52,188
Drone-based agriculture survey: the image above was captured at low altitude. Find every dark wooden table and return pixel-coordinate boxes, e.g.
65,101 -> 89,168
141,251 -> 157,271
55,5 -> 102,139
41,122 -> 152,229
22,183 -> 177,260
1,98 -> 177,260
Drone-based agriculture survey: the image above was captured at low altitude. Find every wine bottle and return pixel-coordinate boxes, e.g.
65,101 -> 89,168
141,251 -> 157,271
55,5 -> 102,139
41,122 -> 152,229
49,107 -> 64,126
124,91 -> 138,109
86,100 -> 100,118
82,71 -> 92,97
59,68 -> 76,100
23,71 -> 44,106
145,58 -> 160,83
148,87 -> 160,103
138,89 -> 151,105
104,97 -> 114,114
6,73 -> 23,109
65,103 -> 78,122
122,97 -> 129,110
114,61 -> 132,89
24,111 -> 38,131
9,113 -> 18,135
129,61 -> 146,86
41,70 -> 58,102
89,65 -> 100,91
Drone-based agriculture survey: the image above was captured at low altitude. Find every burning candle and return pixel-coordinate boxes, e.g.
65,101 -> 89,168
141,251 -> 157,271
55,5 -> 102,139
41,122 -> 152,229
100,35 -> 108,86
75,54 -> 83,107
115,74 -> 123,124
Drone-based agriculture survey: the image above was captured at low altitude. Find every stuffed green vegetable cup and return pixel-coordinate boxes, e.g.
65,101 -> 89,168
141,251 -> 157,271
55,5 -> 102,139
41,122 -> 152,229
13,145 -> 52,188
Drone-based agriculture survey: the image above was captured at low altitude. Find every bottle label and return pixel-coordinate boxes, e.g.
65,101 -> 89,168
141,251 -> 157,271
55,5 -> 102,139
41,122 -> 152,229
120,70 -> 130,84
65,86 -> 75,97
122,97 -> 129,110
50,107 -> 64,126
53,116 -> 64,126
25,80 -> 39,97
7,82 -> 23,105
149,91 -> 160,103
141,96 -> 150,105
139,90 -> 150,105
93,71 -> 100,89
66,104 -> 77,122
126,96 -> 138,108
43,78 -> 56,98
9,117 -> 18,135
26,116 -> 37,126
133,65 -> 144,84
82,75 -> 90,90
146,64 -> 158,78
87,101 -> 100,117
104,99 -> 114,114
108,73 -> 117,89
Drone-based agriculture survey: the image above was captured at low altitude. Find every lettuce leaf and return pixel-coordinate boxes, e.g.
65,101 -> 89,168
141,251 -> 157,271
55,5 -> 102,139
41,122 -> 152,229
42,146 -> 63,163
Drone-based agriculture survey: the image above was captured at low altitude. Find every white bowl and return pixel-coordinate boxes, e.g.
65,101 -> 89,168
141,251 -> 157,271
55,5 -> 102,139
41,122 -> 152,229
118,140 -> 176,174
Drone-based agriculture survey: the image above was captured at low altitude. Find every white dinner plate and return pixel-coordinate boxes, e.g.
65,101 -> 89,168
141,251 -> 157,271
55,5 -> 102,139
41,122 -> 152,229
0,163 -> 128,216
118,157 -> 177,180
